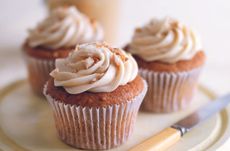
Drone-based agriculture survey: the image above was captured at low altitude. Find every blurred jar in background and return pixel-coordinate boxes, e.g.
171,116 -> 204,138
47,0 -> 119,44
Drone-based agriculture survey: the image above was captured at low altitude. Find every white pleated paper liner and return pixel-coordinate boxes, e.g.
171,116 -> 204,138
139,67 -> 202,113
43,80 -> 147,150
23,53 -> 55,96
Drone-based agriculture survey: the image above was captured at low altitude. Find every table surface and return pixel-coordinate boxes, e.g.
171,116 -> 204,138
0,0 -> 230,150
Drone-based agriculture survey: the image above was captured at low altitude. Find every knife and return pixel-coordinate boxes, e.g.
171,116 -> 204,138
129,94 -> 230,151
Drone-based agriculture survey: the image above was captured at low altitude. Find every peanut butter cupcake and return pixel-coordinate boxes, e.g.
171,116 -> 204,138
125,17 -> 206,112
23,6 -> 104,96
43,42 -> 147,150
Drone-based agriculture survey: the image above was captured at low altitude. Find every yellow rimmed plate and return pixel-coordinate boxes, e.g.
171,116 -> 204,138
0,80 -> 229,151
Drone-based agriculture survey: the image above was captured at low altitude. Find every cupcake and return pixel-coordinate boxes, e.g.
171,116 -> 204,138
125,17 -> 206,112
43,42 -> 147,149
23,6 -> 104,95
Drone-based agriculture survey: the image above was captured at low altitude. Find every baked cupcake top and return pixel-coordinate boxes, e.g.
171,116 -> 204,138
129,17 -> 202,63
50,42 -> 138,94
27,6 -> 104,49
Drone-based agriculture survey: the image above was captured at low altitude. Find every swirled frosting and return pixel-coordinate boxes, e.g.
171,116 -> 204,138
129,17 -> 202,63
28,6 -> 104,49
50,42 -> 138,94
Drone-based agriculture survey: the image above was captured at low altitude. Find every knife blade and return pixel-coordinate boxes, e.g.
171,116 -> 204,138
129,94 -> 230,151
172,93 -> 230,136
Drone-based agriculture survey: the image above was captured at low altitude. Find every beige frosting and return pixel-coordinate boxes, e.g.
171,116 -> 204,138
129,17 -> 202,63
50,43 -> 138,94
28,6 -> 104,49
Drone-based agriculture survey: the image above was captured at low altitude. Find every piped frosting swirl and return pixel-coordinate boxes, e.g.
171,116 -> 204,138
129,17 -> 202,63
50,42 -> 138,94
28,6 -> 104,49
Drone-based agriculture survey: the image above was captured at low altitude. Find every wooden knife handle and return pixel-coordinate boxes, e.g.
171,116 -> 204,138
129,127 -> 181,151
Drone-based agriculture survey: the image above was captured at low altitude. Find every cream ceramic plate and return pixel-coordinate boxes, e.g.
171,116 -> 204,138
0,80 -> 229,151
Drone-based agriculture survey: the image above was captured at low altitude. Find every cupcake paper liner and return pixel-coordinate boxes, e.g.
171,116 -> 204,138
43,80 -> 147,150
139,68 -> 202,113
23,53 -> 55,96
